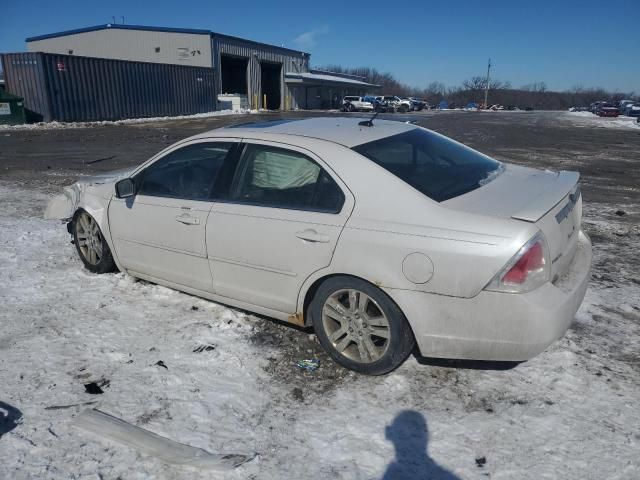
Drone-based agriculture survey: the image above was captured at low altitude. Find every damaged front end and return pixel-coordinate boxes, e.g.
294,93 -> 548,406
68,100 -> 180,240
43,167 -> 135,221
44,183 -> 84,221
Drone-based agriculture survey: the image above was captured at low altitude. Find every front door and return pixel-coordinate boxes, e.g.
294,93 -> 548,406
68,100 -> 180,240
108,140 -> 239,292
207,140 -> 354,314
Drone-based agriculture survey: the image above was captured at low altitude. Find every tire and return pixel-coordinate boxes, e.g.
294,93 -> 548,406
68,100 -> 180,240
72,209 -> 117,274
348,103 -> 356,112
309,276 -> 415,375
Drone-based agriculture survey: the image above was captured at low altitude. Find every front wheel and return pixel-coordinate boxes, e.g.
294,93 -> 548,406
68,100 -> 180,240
73,210 -> 116,274
310,276 -> 415,375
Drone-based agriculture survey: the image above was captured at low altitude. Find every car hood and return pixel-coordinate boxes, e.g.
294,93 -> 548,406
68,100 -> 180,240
443,164 -> 579,222
76,166 -> 137,185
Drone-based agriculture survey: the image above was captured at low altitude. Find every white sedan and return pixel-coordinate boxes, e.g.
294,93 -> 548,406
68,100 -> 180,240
46,117 -> 592,374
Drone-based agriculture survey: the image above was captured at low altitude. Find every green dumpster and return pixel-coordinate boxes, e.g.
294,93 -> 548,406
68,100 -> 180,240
0,90 -> 26,125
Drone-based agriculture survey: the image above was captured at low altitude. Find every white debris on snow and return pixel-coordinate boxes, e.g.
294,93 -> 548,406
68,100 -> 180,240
0,109 -> 259,131
1,181 -> 639,479
565,111 -> 640,130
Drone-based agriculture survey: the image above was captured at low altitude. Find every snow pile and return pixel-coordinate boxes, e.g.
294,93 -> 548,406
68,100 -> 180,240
1,182 -> 639,479
565,111 -> 640,130
567,111 -> 593,117
0,109 -> 259,130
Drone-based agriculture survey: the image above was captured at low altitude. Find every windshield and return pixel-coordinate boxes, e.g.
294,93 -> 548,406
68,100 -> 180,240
352,128 -> 502,202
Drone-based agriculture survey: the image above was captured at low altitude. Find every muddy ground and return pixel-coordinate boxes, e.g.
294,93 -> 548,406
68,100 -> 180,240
2,110 -> 639,207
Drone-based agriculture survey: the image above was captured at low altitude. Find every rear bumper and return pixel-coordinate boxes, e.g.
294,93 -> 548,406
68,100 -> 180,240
389,230 -> 592,361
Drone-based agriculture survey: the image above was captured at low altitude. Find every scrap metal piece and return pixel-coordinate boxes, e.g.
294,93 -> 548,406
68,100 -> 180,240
73,409 -> 255,470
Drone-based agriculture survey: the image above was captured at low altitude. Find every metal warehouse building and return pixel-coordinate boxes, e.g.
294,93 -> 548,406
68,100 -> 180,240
24,24 -> 378,111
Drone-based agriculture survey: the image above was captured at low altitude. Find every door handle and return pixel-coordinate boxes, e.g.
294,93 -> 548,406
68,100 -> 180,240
175,213 -> 200,225
295,229 -> 330,243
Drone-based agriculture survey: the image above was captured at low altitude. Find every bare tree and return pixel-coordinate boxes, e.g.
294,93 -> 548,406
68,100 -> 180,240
316,64 -> 638,109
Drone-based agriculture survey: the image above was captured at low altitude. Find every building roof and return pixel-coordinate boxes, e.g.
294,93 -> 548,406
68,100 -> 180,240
309,69 -> 368,81
285,72 -> 379,88
200,117 -> 416,148
25,24 -> 309,56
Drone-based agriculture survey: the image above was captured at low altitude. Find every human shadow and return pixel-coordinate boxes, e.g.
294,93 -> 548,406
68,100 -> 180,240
0,401 -> 23,438
382,410 -> 460,480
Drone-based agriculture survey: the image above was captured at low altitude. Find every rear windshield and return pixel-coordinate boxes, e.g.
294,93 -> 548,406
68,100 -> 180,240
352,128 -> 502,202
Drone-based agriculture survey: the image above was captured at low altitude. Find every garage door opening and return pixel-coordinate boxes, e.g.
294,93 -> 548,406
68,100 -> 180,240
260,62 -> 281,110
221,55 -> 248,94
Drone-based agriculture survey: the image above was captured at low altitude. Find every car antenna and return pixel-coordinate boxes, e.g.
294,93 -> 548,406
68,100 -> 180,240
358,110 -> 379,127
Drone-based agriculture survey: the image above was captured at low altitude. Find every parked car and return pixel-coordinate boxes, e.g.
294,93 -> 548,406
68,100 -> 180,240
620,101 -> 640,116
596,103 -> 619,117
341,96 -> 374,112
407,97 -> 427,111
45,118 -> 592,375
627,104 -> 640,117
375,96 -> 412,113
590,101 -> 607,114
617,100 -> 636,114
362,95 -> 386,112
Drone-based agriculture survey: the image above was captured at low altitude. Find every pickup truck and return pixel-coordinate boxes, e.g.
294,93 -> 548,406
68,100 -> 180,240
375,96 -> 412,113
341,96 -> 374,112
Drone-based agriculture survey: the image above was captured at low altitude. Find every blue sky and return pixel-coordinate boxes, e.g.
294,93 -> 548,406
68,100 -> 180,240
2,0 -> 639,92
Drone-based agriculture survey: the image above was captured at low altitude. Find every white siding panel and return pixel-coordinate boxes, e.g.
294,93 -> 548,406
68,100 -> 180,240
27,29 -> 212,67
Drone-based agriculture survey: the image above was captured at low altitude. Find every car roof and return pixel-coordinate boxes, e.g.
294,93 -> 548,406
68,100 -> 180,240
197,117 -> 418,148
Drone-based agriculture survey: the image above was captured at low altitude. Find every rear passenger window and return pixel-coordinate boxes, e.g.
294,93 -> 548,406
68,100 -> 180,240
230,144 -> 344,213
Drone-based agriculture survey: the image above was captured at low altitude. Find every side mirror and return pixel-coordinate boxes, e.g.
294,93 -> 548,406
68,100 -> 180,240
115,178 -> 135,199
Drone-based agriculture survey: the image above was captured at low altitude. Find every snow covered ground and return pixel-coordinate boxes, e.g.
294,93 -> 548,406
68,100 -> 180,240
564,111 -> 640,130
0,109 -> 257,131
1,181 -> 639,479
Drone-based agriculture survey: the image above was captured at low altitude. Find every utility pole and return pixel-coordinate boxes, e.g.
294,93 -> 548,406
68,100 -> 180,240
484,58 -> 491,109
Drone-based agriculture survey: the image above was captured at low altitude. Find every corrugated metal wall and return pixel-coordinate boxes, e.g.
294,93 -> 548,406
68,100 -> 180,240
212,35 -> 308,110
1,52 -> 216,122
1,53 -> 52,121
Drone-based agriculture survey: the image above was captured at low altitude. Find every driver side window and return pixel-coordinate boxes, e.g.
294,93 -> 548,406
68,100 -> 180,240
138,142 -> 234,200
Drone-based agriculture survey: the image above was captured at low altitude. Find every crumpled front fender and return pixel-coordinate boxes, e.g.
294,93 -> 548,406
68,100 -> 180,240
44,184 -> 83,220
43,166 -> 133,221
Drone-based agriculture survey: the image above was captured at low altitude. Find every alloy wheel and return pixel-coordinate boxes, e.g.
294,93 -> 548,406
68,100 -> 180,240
321,289 -> 391,363
75,212 -> 103,266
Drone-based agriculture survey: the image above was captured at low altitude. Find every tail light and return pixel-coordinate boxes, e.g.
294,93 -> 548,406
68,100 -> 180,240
485,232 -> 550,293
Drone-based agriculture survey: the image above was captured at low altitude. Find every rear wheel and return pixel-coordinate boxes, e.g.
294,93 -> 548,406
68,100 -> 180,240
73,210 -> 116,274
310,276 -> 415,375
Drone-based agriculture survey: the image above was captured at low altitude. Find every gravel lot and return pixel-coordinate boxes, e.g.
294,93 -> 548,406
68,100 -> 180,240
1,110 -> 639,479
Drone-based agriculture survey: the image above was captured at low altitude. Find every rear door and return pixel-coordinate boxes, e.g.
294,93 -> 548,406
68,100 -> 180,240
108,139 -> 239,292
206,140 -> 354,314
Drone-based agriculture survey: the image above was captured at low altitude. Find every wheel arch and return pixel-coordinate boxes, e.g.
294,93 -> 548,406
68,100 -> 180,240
72,202 -> 125,272
298,272 -> 411,332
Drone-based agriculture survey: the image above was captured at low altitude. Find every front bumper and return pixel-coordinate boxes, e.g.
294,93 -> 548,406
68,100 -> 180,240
388,230 -> 592,361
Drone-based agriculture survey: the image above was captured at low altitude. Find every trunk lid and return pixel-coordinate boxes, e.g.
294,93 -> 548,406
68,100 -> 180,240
444,164 -> 582,280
